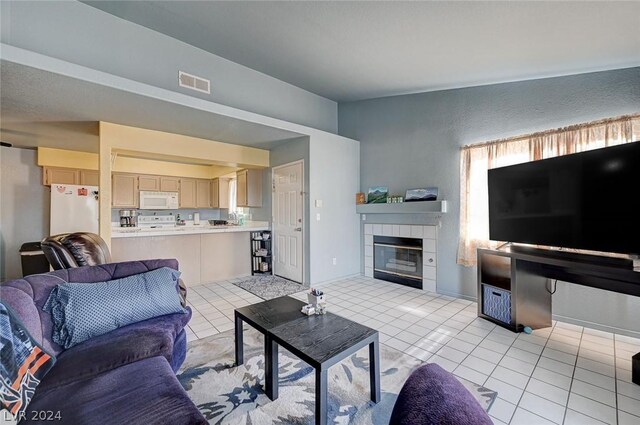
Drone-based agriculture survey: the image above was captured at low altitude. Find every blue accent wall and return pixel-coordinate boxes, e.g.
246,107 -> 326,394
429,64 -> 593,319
338,67 -> 640,336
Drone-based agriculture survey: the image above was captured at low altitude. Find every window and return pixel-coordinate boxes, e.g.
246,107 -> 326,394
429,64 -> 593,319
228,178 -> 237,215
457,114 -> 640,266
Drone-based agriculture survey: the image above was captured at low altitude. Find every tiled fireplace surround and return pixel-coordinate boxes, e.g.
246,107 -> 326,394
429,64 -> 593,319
364,224 -> 437,292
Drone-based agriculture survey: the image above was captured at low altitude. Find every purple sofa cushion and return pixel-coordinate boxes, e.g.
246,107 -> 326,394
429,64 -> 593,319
22,356 -> 207,425
389,363 -> 493,425
36,309 -> 191,391
0,259 -> 181,355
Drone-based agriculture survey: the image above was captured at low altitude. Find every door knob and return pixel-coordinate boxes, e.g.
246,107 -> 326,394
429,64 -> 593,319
294,227 -> 302,232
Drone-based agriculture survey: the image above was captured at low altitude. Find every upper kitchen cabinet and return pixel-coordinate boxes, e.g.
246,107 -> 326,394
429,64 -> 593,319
196,179 -> 212,208
160,176 -> 180,192
179,178 -> 197,208
112,173 -> 139,208
211,178 -> 230,209
43,167 -> 79,186
236,169 -> 262,207
138,175 -> 160,191
43,167 -> 99,186
79,170 -> 100,186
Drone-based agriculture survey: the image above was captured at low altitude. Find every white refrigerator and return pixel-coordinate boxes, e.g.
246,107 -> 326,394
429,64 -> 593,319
50,184 -> 99,235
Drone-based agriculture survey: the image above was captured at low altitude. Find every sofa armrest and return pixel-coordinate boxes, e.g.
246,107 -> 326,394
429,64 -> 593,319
39,308 -> 192,390
389,363 -> 493,425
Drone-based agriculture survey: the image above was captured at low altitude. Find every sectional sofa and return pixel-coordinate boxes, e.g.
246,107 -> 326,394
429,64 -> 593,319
1,259 -> 206,425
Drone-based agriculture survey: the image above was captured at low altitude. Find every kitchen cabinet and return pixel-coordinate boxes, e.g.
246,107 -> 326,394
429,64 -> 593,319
43,167 -> 79,186
138,175 -> 160,191
112,173 -> 138,208
160,176 -> 180,192
79,170 -> 100,186
196,179 -> 212,208
237,170 -> 247,207
236,169 -> 262,207
43,167 -> 99,186
211,177 -> 230,209
43,166 -> 237,210
179,178 -> 197,208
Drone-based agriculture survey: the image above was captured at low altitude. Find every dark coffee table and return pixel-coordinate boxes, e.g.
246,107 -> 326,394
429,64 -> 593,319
267,312 -> 380,425
234,296 -> 306,397
234,297 -> 380,425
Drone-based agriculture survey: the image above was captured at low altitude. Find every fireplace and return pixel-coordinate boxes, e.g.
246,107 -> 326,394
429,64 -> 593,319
374,235 -> 423,289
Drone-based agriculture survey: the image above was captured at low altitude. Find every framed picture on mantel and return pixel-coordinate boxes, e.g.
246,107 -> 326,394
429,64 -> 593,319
367,187 -> 388,203
405,187 -> 438,202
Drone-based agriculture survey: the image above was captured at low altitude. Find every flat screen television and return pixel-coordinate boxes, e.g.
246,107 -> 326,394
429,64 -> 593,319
488,142 -> 639,255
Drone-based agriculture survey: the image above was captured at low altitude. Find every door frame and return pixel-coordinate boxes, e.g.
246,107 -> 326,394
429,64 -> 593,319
271,159 -> 305,284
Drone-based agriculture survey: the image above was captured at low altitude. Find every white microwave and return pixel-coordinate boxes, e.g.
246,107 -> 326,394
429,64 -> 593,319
139,191 -> 179,210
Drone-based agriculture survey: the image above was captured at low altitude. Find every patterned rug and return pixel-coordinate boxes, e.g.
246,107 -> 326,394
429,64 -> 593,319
178,327 -> 497,425
232,275 -> 308,300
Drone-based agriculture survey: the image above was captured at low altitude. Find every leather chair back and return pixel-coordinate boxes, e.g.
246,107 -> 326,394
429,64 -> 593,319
42,232 -> 112,270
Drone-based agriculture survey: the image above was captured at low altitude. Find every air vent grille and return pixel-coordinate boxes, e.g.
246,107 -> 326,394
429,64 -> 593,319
178,71 -> 210,94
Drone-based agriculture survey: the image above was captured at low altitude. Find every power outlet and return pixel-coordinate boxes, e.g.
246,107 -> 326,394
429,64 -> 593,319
332,257 -> 337,265
362,214 -> 366,221
188,214 -> 193,220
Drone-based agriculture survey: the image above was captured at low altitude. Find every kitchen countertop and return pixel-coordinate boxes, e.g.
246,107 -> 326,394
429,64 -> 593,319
111,221 -> 270,238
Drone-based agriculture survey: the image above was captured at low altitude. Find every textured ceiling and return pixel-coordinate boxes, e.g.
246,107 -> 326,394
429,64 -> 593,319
0,61 -> 303,152
85,1 -> 640,101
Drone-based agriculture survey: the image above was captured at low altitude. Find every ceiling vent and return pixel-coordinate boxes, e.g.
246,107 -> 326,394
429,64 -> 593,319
178,71 -> 210,94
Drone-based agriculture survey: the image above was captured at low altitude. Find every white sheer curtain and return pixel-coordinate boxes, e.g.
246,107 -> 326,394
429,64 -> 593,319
228,178 -> 237,215
457,114 -> 640,266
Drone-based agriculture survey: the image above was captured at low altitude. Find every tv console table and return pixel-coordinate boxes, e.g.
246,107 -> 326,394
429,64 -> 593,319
477,246 -> 640,385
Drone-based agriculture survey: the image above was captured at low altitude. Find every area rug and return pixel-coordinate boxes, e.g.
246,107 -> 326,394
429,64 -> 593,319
232,275 -> 308,300
178,328 -> 497,425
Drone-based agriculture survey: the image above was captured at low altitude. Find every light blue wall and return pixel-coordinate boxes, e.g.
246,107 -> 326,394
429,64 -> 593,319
339,67 -> 640,336
308,133 -> 360,284
0,1 -> 337,133
252,133 -> 359,286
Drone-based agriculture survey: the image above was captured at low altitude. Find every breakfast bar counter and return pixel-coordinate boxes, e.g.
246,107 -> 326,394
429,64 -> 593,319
110,221 -> 270,286
111,221 -> 270,238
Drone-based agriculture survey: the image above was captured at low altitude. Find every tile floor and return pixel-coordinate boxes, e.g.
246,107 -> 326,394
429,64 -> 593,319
185,275 -> 640,425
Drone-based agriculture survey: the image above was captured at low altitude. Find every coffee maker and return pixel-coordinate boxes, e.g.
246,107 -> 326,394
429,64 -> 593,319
119,209 -> 138,227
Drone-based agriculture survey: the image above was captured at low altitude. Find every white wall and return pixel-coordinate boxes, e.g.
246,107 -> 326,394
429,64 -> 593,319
0,1 -> 337,133
0,147 -> 49,281
309,133 -> 361,284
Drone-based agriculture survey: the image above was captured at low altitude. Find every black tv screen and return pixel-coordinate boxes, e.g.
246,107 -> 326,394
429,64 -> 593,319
488,142 -> 639,255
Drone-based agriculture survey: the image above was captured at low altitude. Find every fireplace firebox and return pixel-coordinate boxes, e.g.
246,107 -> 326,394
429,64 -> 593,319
373,235 -> 423,289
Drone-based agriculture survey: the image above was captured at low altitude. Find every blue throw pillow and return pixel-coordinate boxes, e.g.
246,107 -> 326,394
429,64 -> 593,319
43,267 -> 186,349
1,302 -> 56,420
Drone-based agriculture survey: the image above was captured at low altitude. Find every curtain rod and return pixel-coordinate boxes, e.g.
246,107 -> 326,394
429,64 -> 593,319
462,113 -> 640,150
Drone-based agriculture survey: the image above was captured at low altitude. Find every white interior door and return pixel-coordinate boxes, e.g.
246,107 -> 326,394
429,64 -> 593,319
272,161 -> 303,283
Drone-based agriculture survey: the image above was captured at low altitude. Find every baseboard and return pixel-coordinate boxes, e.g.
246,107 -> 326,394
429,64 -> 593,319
313,273 -> 363,287
552,314 -> 640,339
435,288 -> 640,339
435,288 -> 478,303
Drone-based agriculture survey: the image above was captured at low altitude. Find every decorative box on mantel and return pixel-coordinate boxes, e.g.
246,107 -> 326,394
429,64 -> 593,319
364,224 -> 437,292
